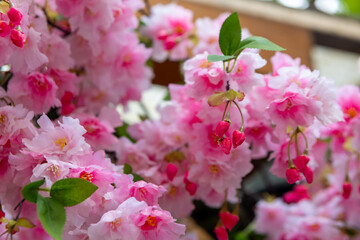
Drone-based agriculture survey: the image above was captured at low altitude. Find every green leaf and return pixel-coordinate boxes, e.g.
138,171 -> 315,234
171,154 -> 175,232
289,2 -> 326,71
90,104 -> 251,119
132,173 -> 145,182
22,179 -> 45,203
237,36 -> 285,53
37,195 -> 65,240
115,123 -> 136,143
50,178 -> 98,207
207,55 -> 235,63
219,12 -> 242,55
123,163 -> 133,174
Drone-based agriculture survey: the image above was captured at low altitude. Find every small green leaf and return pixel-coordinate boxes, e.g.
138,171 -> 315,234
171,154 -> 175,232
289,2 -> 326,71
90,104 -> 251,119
16,218 -> 35,228
207,55 -> 235,62
237,36 -> 285,53
115,123 -> 136,143
50,178 -> 98,207
22,179 -> 45,203
37,195 -> 65,240
219,12 -> 242,55
208,92 -> 226,107
123,163 -> 133,174
132,173 -> 145,182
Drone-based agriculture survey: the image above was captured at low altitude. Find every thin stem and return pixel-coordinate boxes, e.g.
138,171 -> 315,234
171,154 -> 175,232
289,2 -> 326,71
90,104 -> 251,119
287,134 -> 294,168
294,130 -> 300,156
13,199 -> 25,211
232,100 -> 244,131
144,0 -> 151,15
222,101 -> 230,121
14,198 -> 25,221
42,8 -> 71,37
298,129 -> 309,153
226,57 -> 238,73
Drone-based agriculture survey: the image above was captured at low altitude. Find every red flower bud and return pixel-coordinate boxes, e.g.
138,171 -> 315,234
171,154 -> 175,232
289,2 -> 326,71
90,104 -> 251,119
7,8 -> 23,26
342,182 -> 352,199
214,226 -> 228,240
157,29 -> 168,41
293,155 -> 310,170
220,138 -> 232,155
232,130 -> 245,148
10,29 -> 26,48
286,167 -> 302,184
185,182 -> 197,196
163,36 -> 177,50
219,211 -> 239,231
215,121 -> 230,138
166,163 -> 178,181
301,166 -> 313,184
0,21 -> 10,37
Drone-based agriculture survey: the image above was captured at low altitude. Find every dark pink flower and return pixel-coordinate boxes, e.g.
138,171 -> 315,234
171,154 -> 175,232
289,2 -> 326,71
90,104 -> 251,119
301,166 -> 313,184
214,226 -> 228,240
166,163 -> 178,181
342,182 -> 352,199
220,138 -> 232,155
293,155 -> 310,170
0,22 -> 10,37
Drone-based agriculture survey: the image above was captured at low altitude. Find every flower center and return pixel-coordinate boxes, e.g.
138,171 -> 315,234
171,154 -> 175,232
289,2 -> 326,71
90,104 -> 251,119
80,171 -> 94,182
0,114 -> 6,125
48,165 -> 61,177
209,164 -> 219,174
346,107 -> 358,119
54,137 -> 68,150
110,217 -> 122,230
145,216 -> 157,228
169,186 -> 177,197
200,60 -> 211,69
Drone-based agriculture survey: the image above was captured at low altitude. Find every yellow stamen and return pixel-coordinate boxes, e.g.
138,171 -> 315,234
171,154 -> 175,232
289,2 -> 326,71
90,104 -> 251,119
209,164 -> 219,174
110,218 -> 122,229
145,216 -> 157,227
200,60 -> 211,69
80,172 -> 94,182
54,137 -> 68,150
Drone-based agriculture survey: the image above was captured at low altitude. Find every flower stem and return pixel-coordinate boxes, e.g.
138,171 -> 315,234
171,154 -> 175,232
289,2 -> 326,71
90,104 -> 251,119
232,100 -> 244,131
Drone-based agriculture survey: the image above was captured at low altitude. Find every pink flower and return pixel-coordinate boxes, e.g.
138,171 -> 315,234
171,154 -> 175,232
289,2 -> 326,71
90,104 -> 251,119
7,72 -> 60,114
129,180 -> 166,206
22,114 -> 90,159
166,163 -> 178,181
301,166 -> 313,184
268,91 -> 321,131
283,185 -> 310,204
88,197 -> 147,240
134,206 -> 185,240
10,29 -> 26,48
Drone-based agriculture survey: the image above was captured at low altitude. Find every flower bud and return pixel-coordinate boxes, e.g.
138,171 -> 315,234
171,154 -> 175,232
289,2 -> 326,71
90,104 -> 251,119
10,29 -> 26,48
232,130 -> 245,148
285,167 -> 302,184
185,182 -> 197,196
220,138 -> 232,155
214,226 -> 228,240
342,182 -> 352,199
215,121 -> 230,138
166,163 -> 178,181
219,211 -> 239,231
7,8 -> 23,26
0,22 -> 10,37
301,166 -> 313,184
293,155 -> 310,170
164,36 -> 177,50
157,29 -> 168,41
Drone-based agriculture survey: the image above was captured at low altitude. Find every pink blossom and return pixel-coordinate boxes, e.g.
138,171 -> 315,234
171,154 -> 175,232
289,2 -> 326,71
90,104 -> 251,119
134,206 -> 185,240
8,72 -> 60,114
129,180 -> 166,206
0,21 -> 10,37
88,197 -> 147,240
